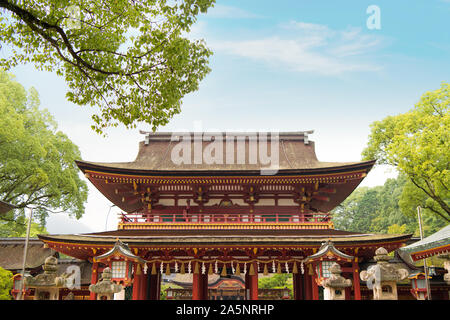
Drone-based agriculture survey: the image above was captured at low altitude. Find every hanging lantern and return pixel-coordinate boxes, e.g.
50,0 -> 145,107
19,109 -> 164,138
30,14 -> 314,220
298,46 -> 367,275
111,259 -> 133,282
315,260 -> 334,279
93,240 -> 145,286
409,271 -> 432,300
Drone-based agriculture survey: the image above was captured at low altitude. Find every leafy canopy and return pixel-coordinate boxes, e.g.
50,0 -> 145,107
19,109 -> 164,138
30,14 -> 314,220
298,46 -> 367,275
332,175 -> 447,236
362,83 -> 450,222
0,70 -> 88,236
0,267 -> 13,300
0,0 -> 215,134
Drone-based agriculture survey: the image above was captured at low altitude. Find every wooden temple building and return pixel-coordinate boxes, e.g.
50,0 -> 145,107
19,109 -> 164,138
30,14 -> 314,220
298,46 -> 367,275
36,131 -> 415,300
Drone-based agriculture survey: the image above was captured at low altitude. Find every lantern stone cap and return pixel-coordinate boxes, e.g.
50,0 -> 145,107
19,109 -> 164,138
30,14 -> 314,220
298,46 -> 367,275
304,240 -> 354,263
374,247 -> 391,263
322,262 -> 352,288
24,256 -> 65,288
89,267 -> 123,295
93,239 -> 145,264
360,247 -> 410,283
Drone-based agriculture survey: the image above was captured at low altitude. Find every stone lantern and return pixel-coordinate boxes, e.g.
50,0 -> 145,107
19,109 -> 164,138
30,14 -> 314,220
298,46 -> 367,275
303,240 -> 354,300
322,263 -> 352,300
89,267 -> 123,300
24,256 -> 65,300
360,247 -> 409,300
439,253 -> 450,285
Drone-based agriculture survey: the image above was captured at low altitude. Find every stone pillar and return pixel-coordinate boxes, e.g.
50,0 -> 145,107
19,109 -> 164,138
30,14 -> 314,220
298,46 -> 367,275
321,263 -> 352,300
360,247 -> 409,300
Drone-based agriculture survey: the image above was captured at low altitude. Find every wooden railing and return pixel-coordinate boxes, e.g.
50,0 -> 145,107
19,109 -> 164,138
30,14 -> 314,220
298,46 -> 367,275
119,212 -> 331,224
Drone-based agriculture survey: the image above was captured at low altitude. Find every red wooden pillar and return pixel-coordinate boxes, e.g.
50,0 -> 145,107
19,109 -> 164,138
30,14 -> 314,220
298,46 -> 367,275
192,273 -> 201,300
148,273 -> 160,300
293,272 -> 304,300
245,264 -> 258,300
140,272 -> 148,300
89,262 -> 98,300
201,273 -> 209,300
132,264 -> 142,300
304,272 -> 311,300
352,260 -> 361,300
312,263 -> 319,300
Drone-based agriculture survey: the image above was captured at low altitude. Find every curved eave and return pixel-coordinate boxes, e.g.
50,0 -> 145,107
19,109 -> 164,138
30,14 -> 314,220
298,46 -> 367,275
304,243 -> 355,263
75,159 -> 376,177
38,232 -> 411,247
76,159 -> 375,213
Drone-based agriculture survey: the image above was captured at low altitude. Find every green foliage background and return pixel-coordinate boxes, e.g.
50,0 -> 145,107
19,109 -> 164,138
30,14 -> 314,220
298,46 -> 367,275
0,70 -> 88,236
332,174 -> 447,237
0,267 -> 13,300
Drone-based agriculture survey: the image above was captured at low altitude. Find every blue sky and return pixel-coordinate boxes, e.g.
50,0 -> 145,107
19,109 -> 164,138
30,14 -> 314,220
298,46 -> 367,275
6,0 -> 450,233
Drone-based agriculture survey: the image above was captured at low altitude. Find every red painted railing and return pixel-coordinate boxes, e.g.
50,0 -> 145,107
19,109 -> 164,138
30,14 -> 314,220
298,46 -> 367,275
120,212 -> 331,224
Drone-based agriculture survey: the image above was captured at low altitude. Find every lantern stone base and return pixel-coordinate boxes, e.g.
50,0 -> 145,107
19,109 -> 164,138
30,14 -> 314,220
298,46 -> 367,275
373,281 -> 398,300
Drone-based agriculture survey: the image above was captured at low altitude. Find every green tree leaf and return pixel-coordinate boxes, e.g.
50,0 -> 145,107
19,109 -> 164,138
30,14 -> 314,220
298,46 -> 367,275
0,0 -> 216,134
0,71 -> 88,236
362,82 -> 450,222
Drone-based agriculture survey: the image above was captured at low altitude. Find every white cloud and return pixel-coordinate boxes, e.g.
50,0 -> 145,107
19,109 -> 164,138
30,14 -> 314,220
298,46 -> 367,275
211,21 -> 384,75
